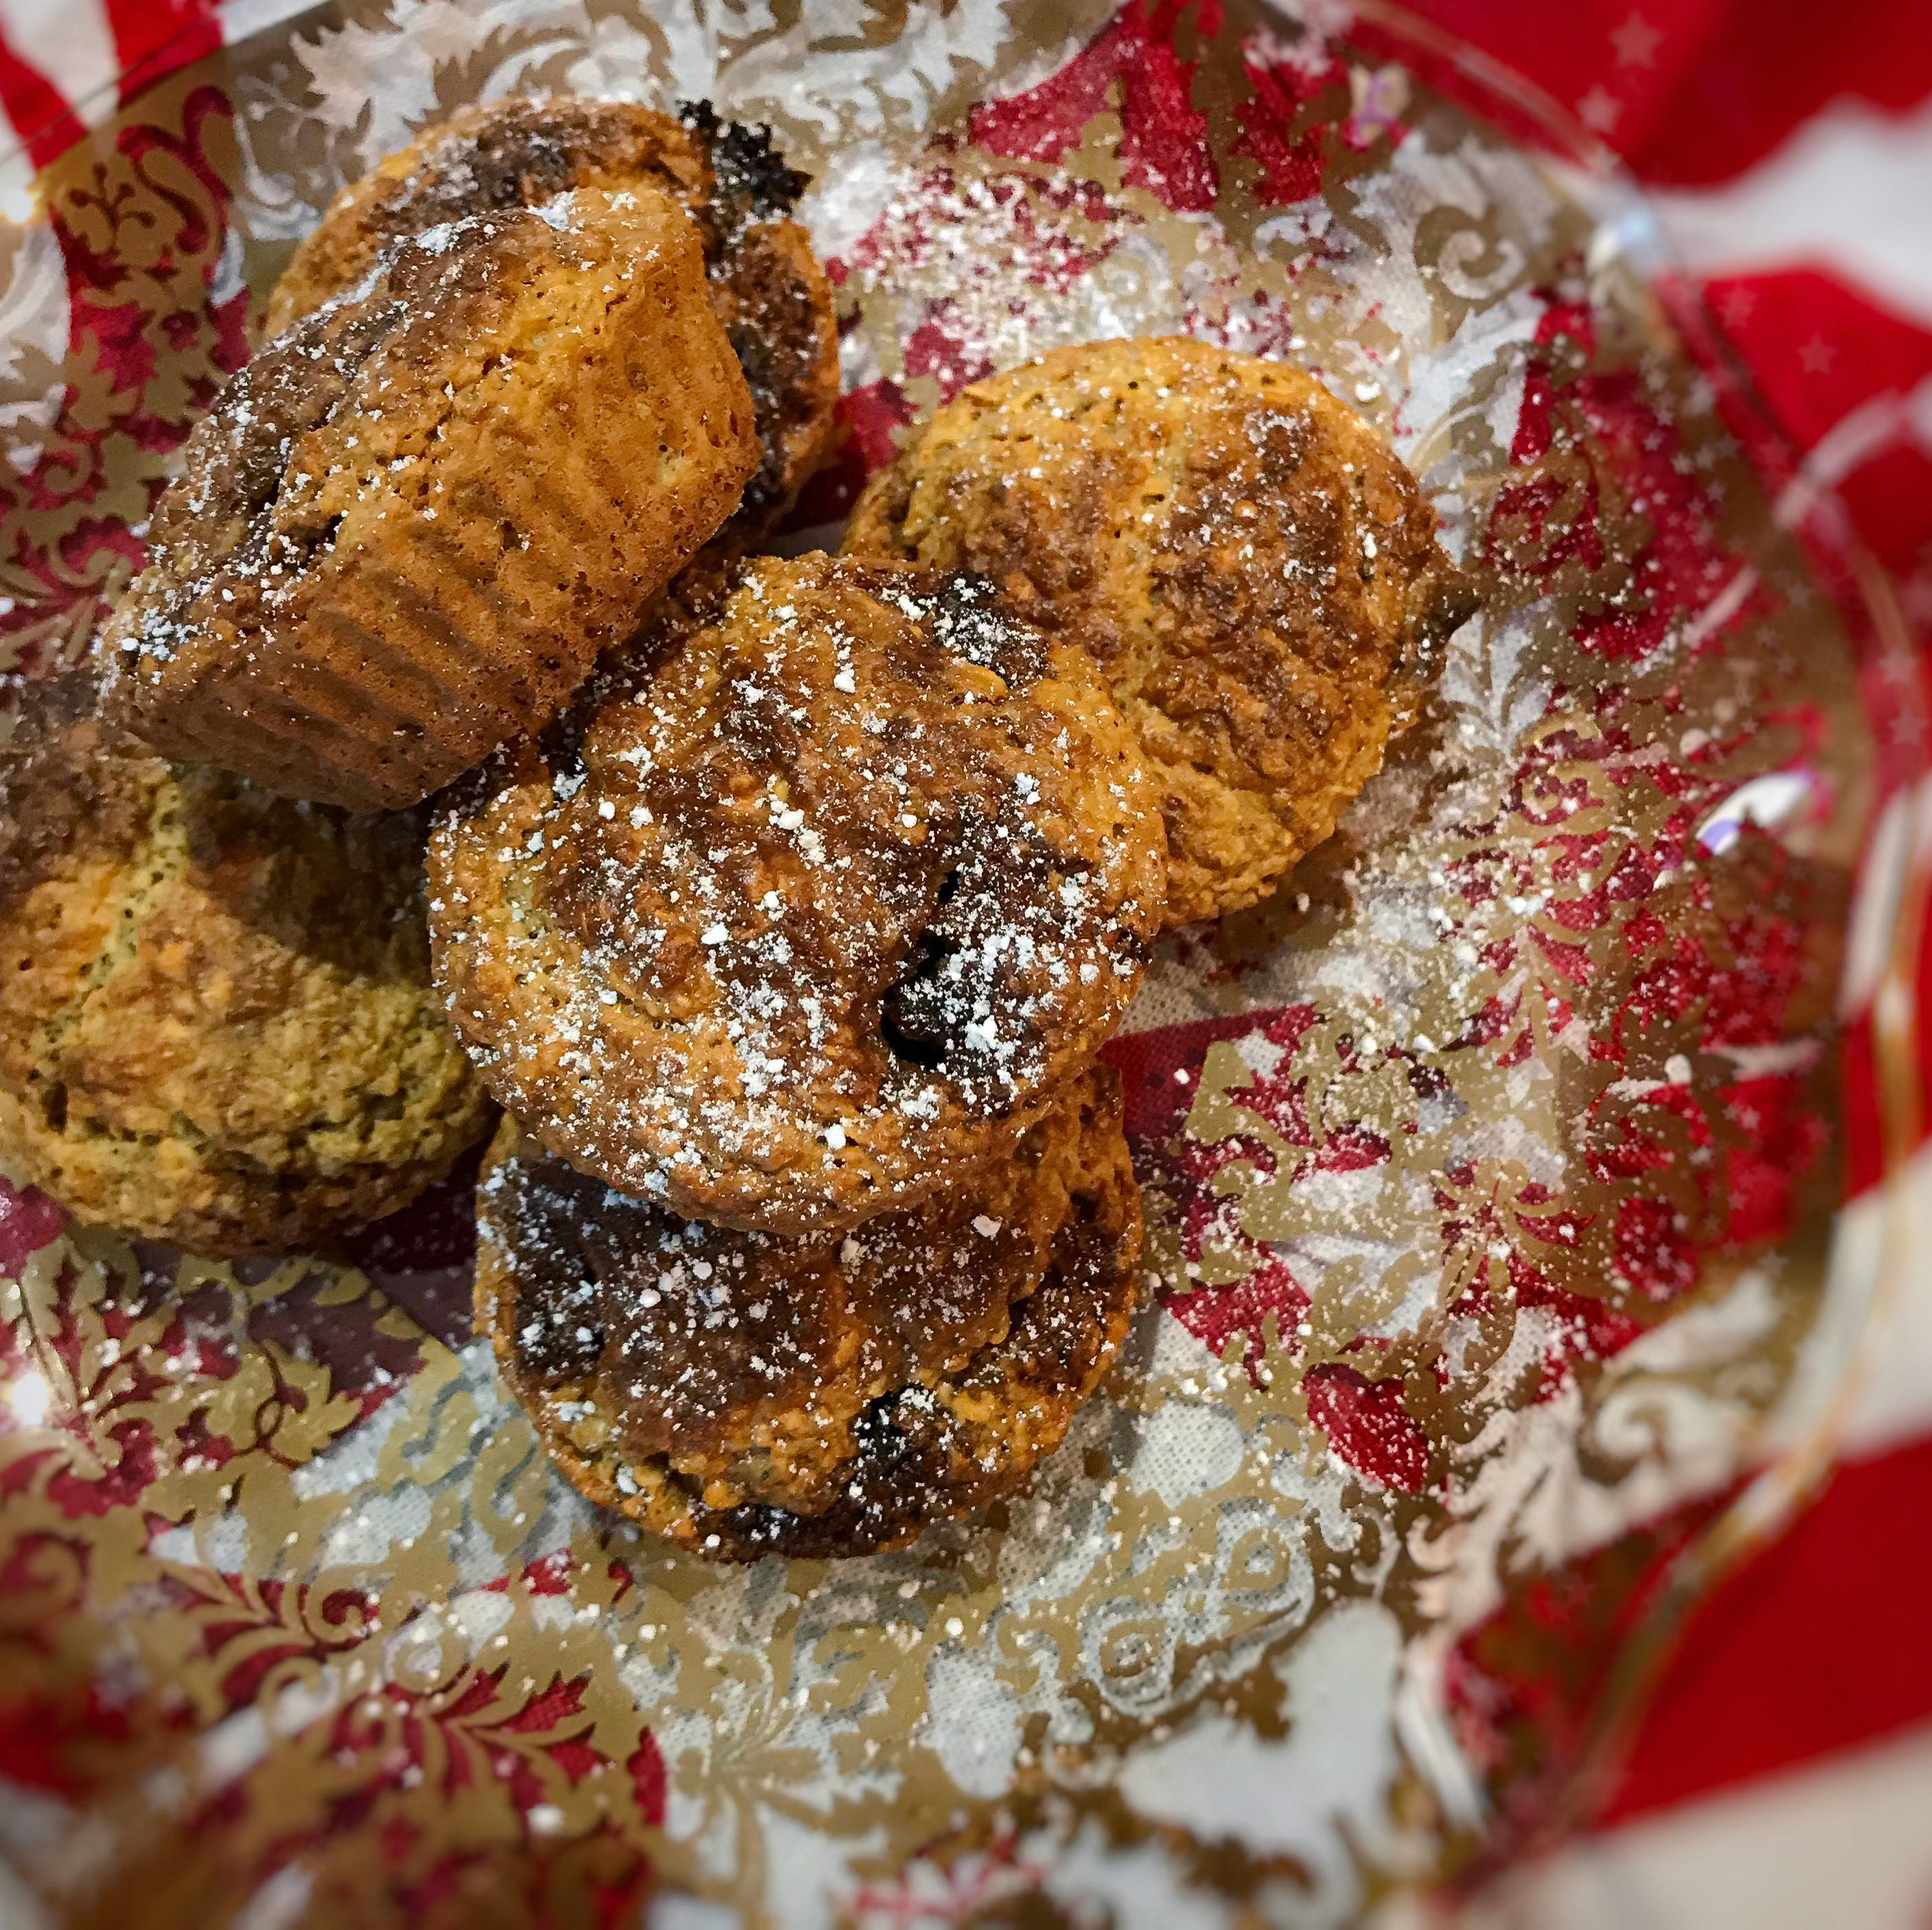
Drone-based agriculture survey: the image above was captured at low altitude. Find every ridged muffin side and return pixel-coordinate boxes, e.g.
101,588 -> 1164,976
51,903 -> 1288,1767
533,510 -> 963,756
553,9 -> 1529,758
265,96 -> 840,582
105,186 -> 759,810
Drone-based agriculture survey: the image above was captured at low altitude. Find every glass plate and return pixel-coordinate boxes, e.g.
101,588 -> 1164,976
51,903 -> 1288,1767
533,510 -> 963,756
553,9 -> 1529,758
0,3 -> 1922,1925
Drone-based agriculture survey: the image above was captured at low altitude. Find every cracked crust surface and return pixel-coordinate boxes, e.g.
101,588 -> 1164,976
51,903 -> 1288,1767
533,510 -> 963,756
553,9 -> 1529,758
106,185 -> 758,810
476,1066 -> 1142,1559
428,553 -> 1166,1237
267,95 -> 839,583
844,336 -> 1477,925
0,671 -> 492,1254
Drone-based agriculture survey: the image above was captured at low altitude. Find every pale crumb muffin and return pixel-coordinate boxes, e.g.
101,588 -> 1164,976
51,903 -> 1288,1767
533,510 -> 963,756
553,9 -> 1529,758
0,671 -> 492,1256
428,553 -> 1167,1237
105,185 -> 759,811
845,336 -> 1477,925
267,95 -> 840,576
476,1067 -> 1142,1559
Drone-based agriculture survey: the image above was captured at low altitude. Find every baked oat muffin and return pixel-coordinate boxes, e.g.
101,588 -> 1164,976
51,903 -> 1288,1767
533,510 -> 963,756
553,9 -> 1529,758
0,671 -> 492,1255
844,336 -> 1477,926
476,1066 -> 1142,1558
267,95 -> 840,576
429,553 -> 1166,1236
105,185 -> 759,811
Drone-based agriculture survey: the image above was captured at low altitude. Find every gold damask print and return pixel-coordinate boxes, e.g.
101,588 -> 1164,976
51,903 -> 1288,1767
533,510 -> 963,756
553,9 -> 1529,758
0,75 -> 249,689
0,3 -> 1896,1926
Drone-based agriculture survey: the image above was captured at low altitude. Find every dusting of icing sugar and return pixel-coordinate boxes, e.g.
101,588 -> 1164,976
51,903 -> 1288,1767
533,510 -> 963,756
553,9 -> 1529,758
429,556 -> 1164,1230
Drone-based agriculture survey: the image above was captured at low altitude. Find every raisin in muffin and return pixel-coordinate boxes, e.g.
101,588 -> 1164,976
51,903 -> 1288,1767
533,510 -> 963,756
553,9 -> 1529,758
0,670 -> 492,1255
476,1067 -> 1142,1558
429,553 -> 1166,1236
267,95 -> 839,577
845,336 -> 1477,925
106,186 -> 758,810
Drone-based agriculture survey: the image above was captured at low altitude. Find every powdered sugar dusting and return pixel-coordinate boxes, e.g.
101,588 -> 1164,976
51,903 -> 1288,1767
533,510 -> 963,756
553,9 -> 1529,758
429,554 -> 1165,1232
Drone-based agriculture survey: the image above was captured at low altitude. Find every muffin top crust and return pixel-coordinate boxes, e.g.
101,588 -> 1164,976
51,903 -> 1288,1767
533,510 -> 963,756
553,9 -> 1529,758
847,336 -> 1476,923
430,553 -> 1166,1234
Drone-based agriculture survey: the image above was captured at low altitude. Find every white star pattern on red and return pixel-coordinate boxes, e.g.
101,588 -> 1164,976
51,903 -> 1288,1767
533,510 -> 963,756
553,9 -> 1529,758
1612,12 -> 1665,68
1578,84 -> 1624,133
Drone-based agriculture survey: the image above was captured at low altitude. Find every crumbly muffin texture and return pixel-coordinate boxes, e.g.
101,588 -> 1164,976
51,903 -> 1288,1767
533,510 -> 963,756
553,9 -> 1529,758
429,553 -> 1166,1236
268,95 -> 839,572
476,1066 -> 1143,1558
266,97 -> 715,332
0,671 -> 492,1255
844,336 -> 1477,925
106,185 -> 759,810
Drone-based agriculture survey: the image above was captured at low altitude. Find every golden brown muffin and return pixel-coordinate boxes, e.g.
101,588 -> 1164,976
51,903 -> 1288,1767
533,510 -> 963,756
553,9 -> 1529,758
476,1066 -> 1143,1558
428,554 -> 1166,1237
844,336 -> 1477,926
0,671 -> 492,1256
267,95 -> 840,571
104,185 -> 759,811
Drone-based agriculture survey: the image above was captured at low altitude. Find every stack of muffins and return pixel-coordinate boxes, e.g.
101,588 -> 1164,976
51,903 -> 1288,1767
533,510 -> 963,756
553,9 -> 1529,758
0,97 -> 1472,1558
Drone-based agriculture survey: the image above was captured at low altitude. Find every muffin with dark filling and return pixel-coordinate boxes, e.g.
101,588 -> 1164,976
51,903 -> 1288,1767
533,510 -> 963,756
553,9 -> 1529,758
476,1066 -> 1142,1558
428,553 -> 1167,1237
